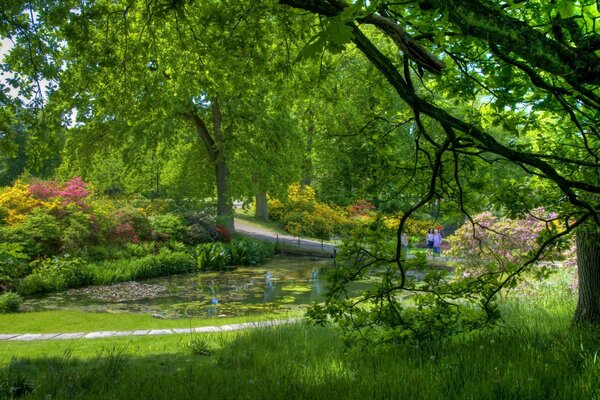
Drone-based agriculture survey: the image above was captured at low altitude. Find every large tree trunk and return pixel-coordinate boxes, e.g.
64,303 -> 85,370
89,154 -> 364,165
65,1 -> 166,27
215,160 -> 234,233
255,191 -> 269,221
573,221 -> 600,324
182,96 -> 235,234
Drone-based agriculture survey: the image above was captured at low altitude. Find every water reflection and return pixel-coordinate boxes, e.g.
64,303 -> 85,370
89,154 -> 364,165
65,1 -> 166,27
23,257 -> 345,319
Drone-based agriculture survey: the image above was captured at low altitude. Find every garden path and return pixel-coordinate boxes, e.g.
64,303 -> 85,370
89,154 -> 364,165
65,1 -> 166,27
0,319 -> 299,341
234,218 -> 337,255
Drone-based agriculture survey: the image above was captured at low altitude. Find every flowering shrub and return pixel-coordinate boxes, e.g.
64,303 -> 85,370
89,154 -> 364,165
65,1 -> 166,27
446,211 -> 561,273
0,180 -> 56,225
29,176 -> 91,208
269,183 -> 350,239
110,207 -> 152,244
347,199 -> 376,218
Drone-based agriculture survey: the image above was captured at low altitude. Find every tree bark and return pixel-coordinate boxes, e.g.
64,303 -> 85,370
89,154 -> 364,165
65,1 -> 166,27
573,221 -> 600,324
215,159 -> 234,233
182,97 -> 235,234
255,191 -> 269,221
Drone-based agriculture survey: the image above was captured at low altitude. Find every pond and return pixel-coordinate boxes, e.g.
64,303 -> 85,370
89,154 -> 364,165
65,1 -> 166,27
22,256 -> 370,319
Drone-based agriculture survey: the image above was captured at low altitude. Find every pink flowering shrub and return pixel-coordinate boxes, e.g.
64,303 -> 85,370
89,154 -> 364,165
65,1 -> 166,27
446,210 -> 561,273
29,177 -> 91,208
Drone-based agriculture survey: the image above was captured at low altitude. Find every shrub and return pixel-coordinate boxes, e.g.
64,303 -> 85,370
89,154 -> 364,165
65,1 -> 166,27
184,224 -> 214,245
196,243 -> 233,271
62,211 -> 92,253
151,213 -> 186,242
0,180 -> 57,225
0,243 -> 30,291
229,238 -> 274,266
0,292 -> 22,313
270,183 -> 351,240
446,210 -> 561,273
155,250 -> 196,275
17,256 -> 91,295
11,208 -> 62,257
267,198 -> 285,222
110,207 -> 152,244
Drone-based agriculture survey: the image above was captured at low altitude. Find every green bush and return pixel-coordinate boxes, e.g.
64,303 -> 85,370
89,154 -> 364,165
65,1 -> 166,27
124,242 -> 159,258
269,183 -> 350,240
196,243 -> 232,271
10,208 -> 62,257
150,214 -> 186,242
17,256 -> 92,295
229,239 -> 274,266
184,224 -> 214,245
62,211 -> 92,253
0,292 -> 22,313
0,242 -> 30,291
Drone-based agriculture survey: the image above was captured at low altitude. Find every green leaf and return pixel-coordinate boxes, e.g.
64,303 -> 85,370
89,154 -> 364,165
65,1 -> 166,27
556,0 -> 575,17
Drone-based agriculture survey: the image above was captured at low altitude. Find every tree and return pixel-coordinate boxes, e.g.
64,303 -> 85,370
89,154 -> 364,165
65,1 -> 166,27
280,0 -> 600,333
2,0 -> 305,233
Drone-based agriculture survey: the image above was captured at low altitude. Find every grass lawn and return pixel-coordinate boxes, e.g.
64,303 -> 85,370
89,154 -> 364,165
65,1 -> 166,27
0,310 -> 302,335
234,210 -> 289,235
2,266 -> 597,399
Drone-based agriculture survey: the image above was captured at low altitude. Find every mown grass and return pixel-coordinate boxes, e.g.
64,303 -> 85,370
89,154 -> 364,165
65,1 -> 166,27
3,267 -> 600,399
234,212 -> 289,236
0,310 -> 300,335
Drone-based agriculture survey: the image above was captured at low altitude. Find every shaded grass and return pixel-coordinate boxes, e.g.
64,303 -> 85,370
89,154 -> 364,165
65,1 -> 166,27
3,316 -> 600,399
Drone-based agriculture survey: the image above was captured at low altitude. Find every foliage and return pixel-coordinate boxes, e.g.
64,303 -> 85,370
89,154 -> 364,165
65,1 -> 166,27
88,251 -> 196,285
150,213 -> 186,242
110,206 -> 152,244
0,292 -> 23,313
229,238 -> 274,266
0,243 -> 30,291
0,180 -> 56,225
0,358 -> 35,398
446,211 -> 567,273
61,210 -> 93,253
8,208 -> 63,258
269,183 -> 350,239
29,176 -> 91,207
195,243 -> 233,271
17,256 -> 92,295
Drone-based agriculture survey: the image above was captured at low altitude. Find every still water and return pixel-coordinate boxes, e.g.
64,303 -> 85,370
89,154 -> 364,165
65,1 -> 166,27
22,257 -> 363,319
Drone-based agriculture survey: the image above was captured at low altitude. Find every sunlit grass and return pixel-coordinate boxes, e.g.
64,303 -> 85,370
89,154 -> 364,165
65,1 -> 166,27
0,310 -> 301,334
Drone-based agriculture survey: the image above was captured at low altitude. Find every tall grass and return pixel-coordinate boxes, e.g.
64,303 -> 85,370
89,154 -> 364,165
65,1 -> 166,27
3,317 -> 600,399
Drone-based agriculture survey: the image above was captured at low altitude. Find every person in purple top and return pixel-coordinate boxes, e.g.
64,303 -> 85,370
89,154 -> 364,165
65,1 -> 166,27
432,229 -> 442,257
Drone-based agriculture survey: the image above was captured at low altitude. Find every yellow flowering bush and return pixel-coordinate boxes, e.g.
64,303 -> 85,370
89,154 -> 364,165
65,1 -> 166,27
0,180 -> 57,225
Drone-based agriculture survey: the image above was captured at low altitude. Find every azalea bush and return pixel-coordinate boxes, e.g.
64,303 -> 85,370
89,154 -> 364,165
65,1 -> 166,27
268,183 -> 350,239
446,211 -> 566,273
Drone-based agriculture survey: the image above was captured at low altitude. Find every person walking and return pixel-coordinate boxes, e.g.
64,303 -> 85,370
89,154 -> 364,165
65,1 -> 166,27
426,229 -> 434,256
401,232 -> 408,258
432,229 -> 442,257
